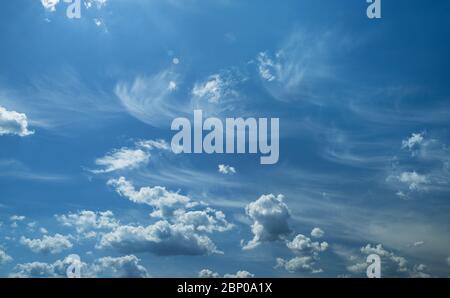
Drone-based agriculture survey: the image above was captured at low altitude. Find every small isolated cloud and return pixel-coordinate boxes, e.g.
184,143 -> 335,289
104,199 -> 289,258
398,171 -> 428,191
136,139 -> 170,151
310,227 -> 324,238
242,194 -> 291,250
91,255 -> 149,278
192,74 -> 226,103
40,0 -> 60,12
218,164 -> 236,175
0,248 -> 13,264
92,148 -> 150,174
20,234 -> 73,254
98,220 -> 221,256
0,106 -> 34,137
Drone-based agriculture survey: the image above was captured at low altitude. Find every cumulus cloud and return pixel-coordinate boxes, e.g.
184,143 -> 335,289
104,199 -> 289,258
11,254 -> 147,278
346,244 -> 409,276
55,210 -> 119,235
257,52 -> 280,82
98,220 -> 220,256
107,177 -> 196,218
198,269 -> 220,278
20,234 -> 73,254
242,194 -> 291,250
0,248 -> 13,264
175,208 -> 233,233
276,256 -> 322,273
91,255 -> 149,278
136,139 -> 171,151
198,269 -> 254,278
310,227 -> 324,238
218,164 -> 236,175
10,215 -> 26,222
92,148 -> 150,174
0,106 -> 33,137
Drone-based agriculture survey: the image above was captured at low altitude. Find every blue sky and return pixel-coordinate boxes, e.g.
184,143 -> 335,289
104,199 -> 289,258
0,0 -> 450,278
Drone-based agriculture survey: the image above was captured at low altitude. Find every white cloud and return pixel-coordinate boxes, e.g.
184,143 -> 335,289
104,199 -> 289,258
276,256 -> 322,273
310,227 -> 324,238
107,177 -> 196,218
357,244 -> 408,274
91,255 -> 148,278
218,164 -> 236,175
242,194 -> 291,250
175,208 -> 233,233
402,132 -> 425,151
257,52 -> 279,82
11,253 -> 147,278
198,269 -> 220,278
136,139 -> 170,151
115,70 -> 185,128
40,0 -> 60,12
286,234 -> 328,257
199,269 -> 254,278
10,215 -> 26,222
398,171 -> 428,191
0,106 -> 33,137
224,271 -> 254,278
192,74 -> 226,103
20,234 -> 73,254
56,210 -> 119,234
92,148 -> 150,174
0,248 -> 12,264
98,220 -> 220,256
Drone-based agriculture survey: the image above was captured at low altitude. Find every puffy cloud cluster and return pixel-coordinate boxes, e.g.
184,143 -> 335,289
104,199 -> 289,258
20,234 -> 73,254
192,74 -> 227,103
398,171 -> 428,191
102,179 -> 232,256
286,234 -> 328,257
90,255 -> 148,278
242,194 -> 291,250
277,229 -> 328,274
276,256 -> 321,274
0,248 -> 13,264
0,106 -> 33,137
40,0 -> 60,12
98,220 -> 221,256
11,254 -> 147,278
198,269 -> 254,278
107,177 -> 196,218
55,210 -> 119,237
346,244 -> 415,276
